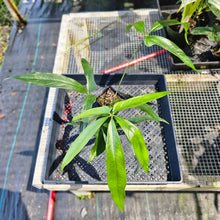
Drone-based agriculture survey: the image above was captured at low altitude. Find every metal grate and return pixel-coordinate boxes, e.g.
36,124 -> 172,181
168,80 -> 220,186
59,10 -> 171,74
51,84 -> 171,184
53,10 -> 220,188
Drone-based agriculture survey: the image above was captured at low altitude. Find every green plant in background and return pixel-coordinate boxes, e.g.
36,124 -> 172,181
191,24 -> 220,56
7,59 -> 169,211
126,20 -> 199,72
174,0 -> 220,43
1,0 -> 26,27
179,0 -> 220,27
164,0 -> 220,49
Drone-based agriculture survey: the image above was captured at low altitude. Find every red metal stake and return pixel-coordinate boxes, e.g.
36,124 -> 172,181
46,191 -> 56,220
100,49 -> 166,74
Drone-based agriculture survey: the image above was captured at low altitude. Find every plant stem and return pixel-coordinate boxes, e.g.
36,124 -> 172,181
115,41 -> 143,97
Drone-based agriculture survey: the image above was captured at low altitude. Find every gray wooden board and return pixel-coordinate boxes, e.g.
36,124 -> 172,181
0,0 -> 220,219
53,191 -> 97,219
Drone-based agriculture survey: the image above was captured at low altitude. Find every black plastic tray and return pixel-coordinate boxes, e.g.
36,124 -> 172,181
169,55 -> 220,71
42,74 -> 182,186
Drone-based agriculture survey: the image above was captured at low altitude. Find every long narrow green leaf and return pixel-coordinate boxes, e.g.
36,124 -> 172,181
7,72 -> 87,93
72,106 -> 112,121
149,19 -> 188,34
80,95 -> 97,132
83,95 -> 97,111
114,116 -> 149,173
138,104 -> 168,124
191,25 -> 220,42
112,91 -> 170,113
106,118 -> 126,212
81,58 -> 97,93
181,0 -> 202,23
180,0 -> 197,8
127,115 -> 157,124
207,0 -> 220,19
191,27 -> 215,41
149,19 -> 189,44
126,21 -> 146,35
88,126 -> 107,163
61,117 -> 108,171
69,116 -> 98,126
144,35 -> 199,72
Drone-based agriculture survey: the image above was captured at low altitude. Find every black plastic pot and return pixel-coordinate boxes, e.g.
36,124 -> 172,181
161,11 -> 220,70
33,74 -> 182,191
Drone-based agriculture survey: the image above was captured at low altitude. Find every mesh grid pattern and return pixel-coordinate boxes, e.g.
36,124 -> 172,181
51,84 -> 170,183
168,81 -> 220,186
54,10 -> 220,187
65,11 -> 171,74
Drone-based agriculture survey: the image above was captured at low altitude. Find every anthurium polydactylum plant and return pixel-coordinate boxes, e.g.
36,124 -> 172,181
126,20 -> 200,73
7,58 -> 170,211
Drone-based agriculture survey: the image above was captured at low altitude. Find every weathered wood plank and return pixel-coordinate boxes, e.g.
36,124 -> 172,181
166,74 -> 220,82
53,192 -> 97,220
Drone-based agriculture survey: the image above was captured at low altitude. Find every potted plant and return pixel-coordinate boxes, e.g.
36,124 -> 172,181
8,58 -> 181,211
159,0 -> 220,69
7,18 -> 200,211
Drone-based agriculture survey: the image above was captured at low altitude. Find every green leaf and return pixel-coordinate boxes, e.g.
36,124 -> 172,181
126,21 -> 146,35
112,91 -> 170,113
106,118 -> 126,212
207,0 -> 220,20
81,58 -> 97,93
68,121 -> 81,126
191,26 -> 215,41
144,35 -> 199,73
134,155 -> 141,174
7,72 -> 87,93
127,114 -> 158,124
88,126 -> 107,163
191,25 -> 220,42
180,0 -> 197,8
149,19 -> 189,44
180,0 -> 202,24
82,95 -> 97,111
72,106 -> 112,121
137,104 -> 168,124
69,116 -> 97,126
80,95 -> 97,132
114,116 -> 149,173
213,24 -> 220,33
149,19 -> 187,34
61,117 -> 108,171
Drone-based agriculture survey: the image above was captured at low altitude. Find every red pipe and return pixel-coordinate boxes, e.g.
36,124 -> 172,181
100,49 -> 166,74
46,191 -> 56,220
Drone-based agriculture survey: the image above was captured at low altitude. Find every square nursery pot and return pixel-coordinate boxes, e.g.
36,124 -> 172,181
168,49 -> 220,71
33,73 -> 182,193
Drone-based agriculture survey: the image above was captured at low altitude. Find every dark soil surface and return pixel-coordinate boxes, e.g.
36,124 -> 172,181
96,87 -> 125,106
173,37 -> 220,63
